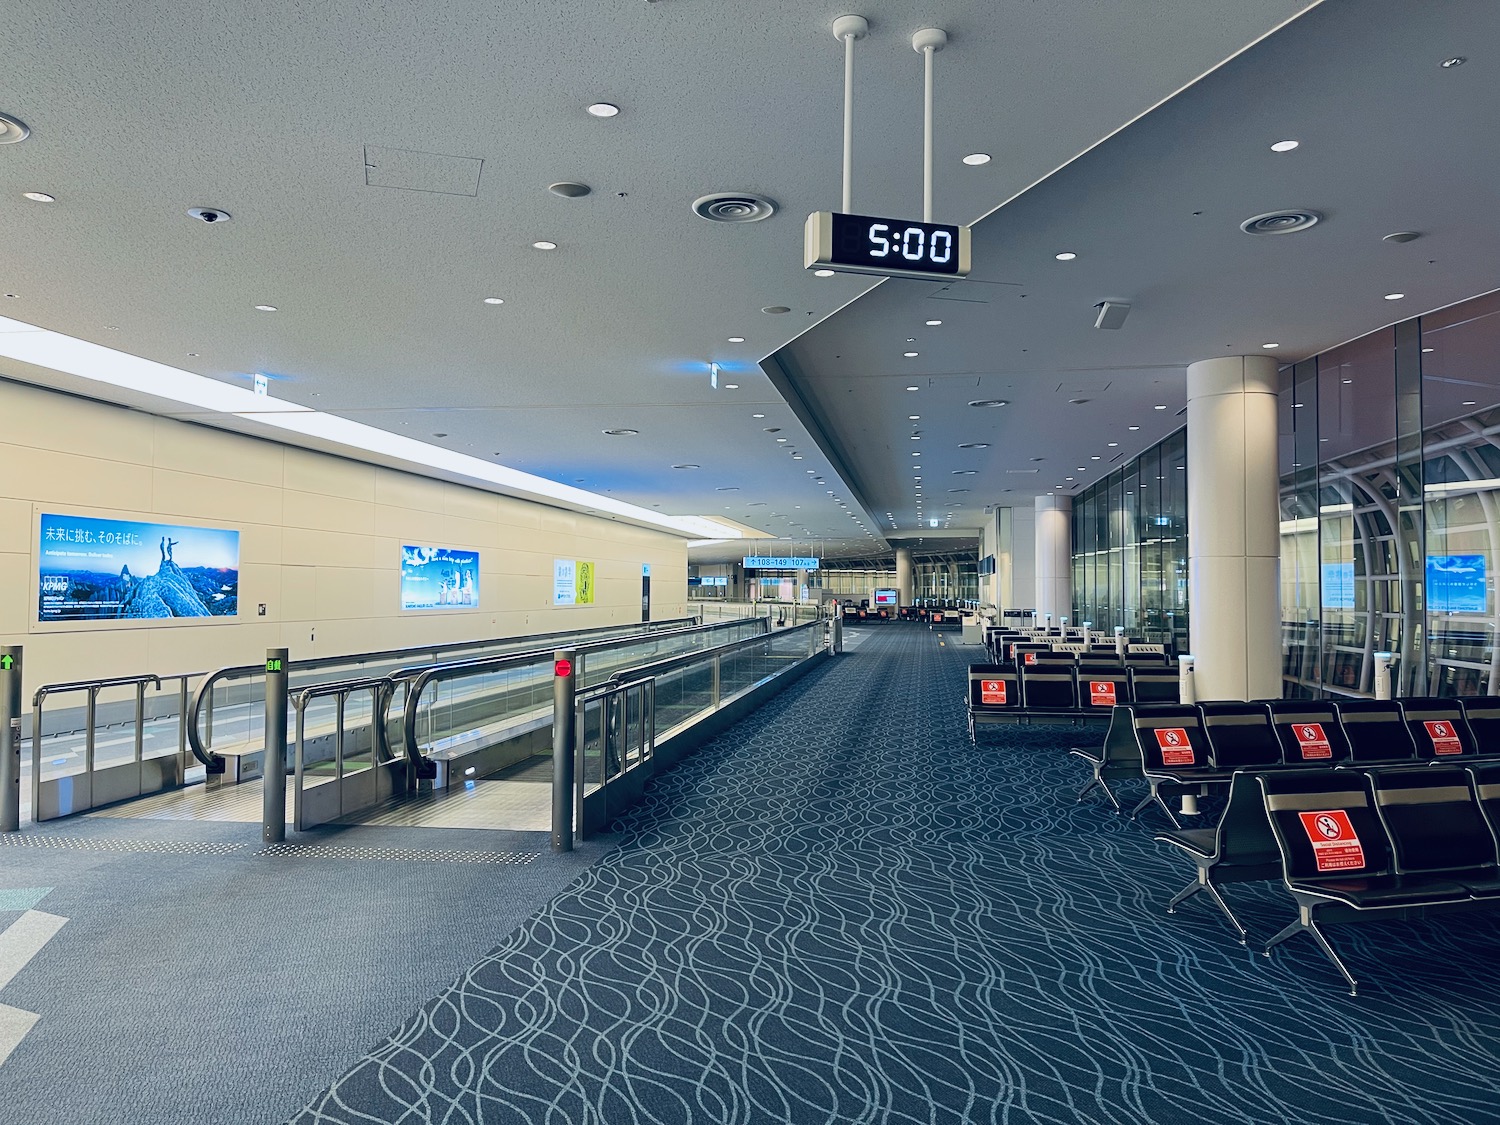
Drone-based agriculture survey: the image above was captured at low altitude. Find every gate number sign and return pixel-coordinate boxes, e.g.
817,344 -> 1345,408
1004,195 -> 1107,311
1293,722 -> 1332,760
1297,809 -> 1366,872
980,679 -> 1007,705
1424,720 -> 1463,756
1153,727 -> 1195,766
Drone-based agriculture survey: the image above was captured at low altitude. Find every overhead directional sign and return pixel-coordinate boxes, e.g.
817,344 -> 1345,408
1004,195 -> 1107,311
742,556 -> 820,570
805,211 -> 971,280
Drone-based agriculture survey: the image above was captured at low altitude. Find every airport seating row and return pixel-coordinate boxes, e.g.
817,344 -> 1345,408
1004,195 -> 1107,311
1070,698 -> 1500,825
985,633 -> 1171,668
966,663 -> 1179,738
1154,763 -> 1500,995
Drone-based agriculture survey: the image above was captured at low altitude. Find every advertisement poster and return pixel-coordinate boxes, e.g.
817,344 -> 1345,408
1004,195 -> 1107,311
400,545 -> 479,610
1427,554 -> 1487,613
553,559 -> 596,606
1321,562 -> 1355,610
38,513 -> 239,622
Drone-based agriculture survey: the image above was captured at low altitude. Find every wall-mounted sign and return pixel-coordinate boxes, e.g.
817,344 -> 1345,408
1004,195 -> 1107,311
401,545 -> 479,610
38,513 -> 239,622
1321,561 -> 1355,610
742,556 -> 820,570
553,559 -> 596,606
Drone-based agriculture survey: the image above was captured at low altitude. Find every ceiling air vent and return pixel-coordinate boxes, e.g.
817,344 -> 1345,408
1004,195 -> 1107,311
693,192 -> 779,223
1240,209 -> 1323,235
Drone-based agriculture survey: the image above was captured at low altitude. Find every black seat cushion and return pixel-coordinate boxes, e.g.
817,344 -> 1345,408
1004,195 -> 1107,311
1157,828 -> 1218,857
1287,872 -> 1470,907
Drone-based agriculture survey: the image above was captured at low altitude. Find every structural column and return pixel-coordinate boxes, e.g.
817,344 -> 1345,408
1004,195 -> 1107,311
895,547 -> 914,605
1186,355 -> 1282,701
1034,495 -> 1072,623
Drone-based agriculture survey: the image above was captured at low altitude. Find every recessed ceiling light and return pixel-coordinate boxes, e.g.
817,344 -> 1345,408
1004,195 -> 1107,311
1262,342 -> 1280,349
728,336 -> 746,343
1054,252 -> 1077,261
1462,400 -> 1477,406
958,442 -> 989,449
254,304 -> 278,312
1384,293 -> 1405,300
586,102 -> 621,117
904,351 -> 919,358
1421,347 -> 1434,354
762,306 -> 791,314
792,454 -> 802,459
22,191 -> 55,203
483,297 -> 505,305
1090,456 -> 1102,461
962,153 -> 991,166
1270,140 -> 1300,152
952,469 -> 977,475
602,428 -> 638,435
814,269 -> 835,278
532,240 -> 558,250
752,413 -> 766,419
1441,57 -> 1466,68
776,438 -> 788,443
925,320 -> 943,327
1129,425 -> 1140,431
1107,442 -> 1118,448
671,464 -> 699,469
724,383 -> 739,390
908,415 -> 920,420
906,386 -> 919,392
1153,404 -> 1167,410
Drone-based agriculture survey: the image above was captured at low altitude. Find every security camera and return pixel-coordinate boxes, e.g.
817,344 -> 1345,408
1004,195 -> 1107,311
187,207 -> 231,224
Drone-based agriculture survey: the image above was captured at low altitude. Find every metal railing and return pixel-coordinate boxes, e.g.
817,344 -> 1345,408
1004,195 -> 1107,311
292,676 -> 400,830
571,619 -> 829,839
30,673 -> 196,820
186,616 -> 702,772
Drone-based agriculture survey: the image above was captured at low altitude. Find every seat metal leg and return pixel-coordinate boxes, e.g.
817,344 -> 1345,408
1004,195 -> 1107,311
1166,878 -> 1202,913
1075,776 -> 1100,803
1263,915 -> 1306,954
1096,776 -> 1120,813
1201,881 -> 1249,944
1305,921 -> 1359,996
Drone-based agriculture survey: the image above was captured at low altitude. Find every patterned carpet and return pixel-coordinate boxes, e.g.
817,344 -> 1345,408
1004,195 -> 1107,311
290,626 -> 1500,1125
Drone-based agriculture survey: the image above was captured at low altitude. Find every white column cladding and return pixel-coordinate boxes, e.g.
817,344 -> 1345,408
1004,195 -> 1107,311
1186,355 -> 1282,701
1034,495 -> 1072,622
895,547 -> 914,604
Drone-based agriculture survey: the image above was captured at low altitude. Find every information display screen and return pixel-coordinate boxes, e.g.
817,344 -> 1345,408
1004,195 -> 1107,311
38,513 -> 239,622
401,545 -> 479,610
1428,554 -> 1487,613
805,211 -> 970,280
873,588 -> 898,606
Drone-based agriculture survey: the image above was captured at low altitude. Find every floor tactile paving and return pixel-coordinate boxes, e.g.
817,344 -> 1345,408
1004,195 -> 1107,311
0,834 -> 248,855
254,843 -> 540,864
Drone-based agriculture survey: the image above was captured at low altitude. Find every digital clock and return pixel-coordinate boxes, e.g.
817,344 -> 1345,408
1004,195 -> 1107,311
804,211 -> 971,280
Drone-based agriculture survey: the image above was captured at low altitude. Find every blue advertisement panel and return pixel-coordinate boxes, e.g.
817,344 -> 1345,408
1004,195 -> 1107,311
38,513 -> 239,622
401,545 -> 480,610
1321,562 -> 1355,610
1427,554 -> 1487,613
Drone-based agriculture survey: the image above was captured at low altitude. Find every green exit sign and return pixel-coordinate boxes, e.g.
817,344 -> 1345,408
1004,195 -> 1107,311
265,658 -> 284,673
0,654 -> 14,672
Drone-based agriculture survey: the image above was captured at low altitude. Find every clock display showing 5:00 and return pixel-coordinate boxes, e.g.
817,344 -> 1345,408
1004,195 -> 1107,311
805,211 -> 970,279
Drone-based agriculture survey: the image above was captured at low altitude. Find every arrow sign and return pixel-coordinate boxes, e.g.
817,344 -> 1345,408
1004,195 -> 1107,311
0,656 -> 13,672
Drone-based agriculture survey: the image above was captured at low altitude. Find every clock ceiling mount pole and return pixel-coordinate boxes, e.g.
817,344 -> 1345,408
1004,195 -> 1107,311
831,15 -> 869,213
911,28 -> 948,223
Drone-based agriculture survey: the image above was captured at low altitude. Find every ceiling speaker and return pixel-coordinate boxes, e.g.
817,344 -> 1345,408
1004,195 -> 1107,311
1093,301 -> 1131,330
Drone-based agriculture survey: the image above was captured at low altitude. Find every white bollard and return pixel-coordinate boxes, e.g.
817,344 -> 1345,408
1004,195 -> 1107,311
1114,626 -> 1126,659
1178,655 -> 1196,705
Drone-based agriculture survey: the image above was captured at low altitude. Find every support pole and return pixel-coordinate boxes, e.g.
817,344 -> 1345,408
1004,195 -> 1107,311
552,649 -> 578,853
0,647 -> 21,832
912,28 -> 947,223
832,15 -> 869,214
262,648 -> 288,844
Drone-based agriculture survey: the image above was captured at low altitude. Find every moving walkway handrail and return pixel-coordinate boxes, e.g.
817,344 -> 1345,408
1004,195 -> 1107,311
606,618 -> 824,684
185,616 -> 700,767
398,617 -> 768,769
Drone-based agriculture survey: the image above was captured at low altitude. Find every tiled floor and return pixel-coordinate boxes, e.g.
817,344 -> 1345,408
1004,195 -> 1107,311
86,777 -> 292,822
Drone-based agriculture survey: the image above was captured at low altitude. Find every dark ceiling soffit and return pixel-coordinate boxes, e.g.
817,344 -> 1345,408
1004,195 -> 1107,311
760,349 -> 885,543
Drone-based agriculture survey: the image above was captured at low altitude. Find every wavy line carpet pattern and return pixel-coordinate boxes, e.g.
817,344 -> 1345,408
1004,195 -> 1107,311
291,626 -> 1500,1124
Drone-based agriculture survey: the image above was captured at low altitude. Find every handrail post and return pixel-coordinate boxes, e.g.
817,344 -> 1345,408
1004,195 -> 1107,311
0,646 -> 21,832
712,653 -> 722,708
552,649 -> 577,853
134,680 -> 147,776
262,648 -> 289,844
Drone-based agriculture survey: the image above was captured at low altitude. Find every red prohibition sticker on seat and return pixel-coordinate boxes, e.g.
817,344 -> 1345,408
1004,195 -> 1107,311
1154,727 -> 1195,766
1292,722 -> 1332,760
980,679 -> 1007,705
1023,652 -> 1038,665
1297,809 -> 1366,872
1089,681 -> 1117,707
1424,720 -> 1464,756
